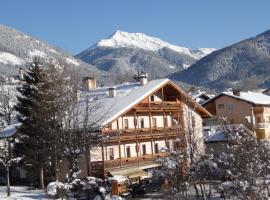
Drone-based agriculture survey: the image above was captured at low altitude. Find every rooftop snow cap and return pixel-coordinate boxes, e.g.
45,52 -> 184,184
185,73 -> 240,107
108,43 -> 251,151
138,72 -> 148,86
82,77 -> 96,91
109,87 -> 116,98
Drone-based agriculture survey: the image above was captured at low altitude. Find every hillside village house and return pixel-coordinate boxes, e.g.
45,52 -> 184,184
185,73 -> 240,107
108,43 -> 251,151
59,75 -> 212,180
191,91 -> 214,105
202,90 -> 270,140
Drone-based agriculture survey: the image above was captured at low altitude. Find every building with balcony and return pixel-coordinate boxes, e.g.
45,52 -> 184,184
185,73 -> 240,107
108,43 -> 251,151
202,90 -> 270,140
60,77 -> 212,180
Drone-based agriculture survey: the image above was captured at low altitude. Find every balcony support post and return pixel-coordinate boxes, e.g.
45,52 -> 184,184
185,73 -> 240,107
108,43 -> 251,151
148,96 -> 154,156
161,87 -> 169,148
134,110 -> 140,165
117,119 -> 122,167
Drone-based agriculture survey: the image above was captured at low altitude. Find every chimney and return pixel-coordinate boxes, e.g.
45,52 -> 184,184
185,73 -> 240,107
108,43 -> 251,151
233,88 -> 241,96
82,77 -> 96,91
109,87 -> 116,97
19,68 -> 24,80
138,72 -> 148,86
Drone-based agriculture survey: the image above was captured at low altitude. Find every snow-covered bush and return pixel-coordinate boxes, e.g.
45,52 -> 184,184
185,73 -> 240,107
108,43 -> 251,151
216,122 -> 270,199
47,181 -> 69,199
69,178 -> 85,198
110,195 -> 122,200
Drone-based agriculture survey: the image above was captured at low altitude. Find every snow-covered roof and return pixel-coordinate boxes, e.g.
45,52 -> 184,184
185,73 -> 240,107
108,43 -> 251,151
204,125 -> 226,142
0,123 -> 21,138
79,79 -> 169,127
203,91 -> 270,106
204,124 -> 242,142
79,79 -> 211,128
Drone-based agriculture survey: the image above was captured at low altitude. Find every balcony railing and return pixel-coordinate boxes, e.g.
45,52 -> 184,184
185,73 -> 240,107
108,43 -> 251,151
136,101 -> 180,111
91,153 -> 168,170
253,107 -> 264,113
256,123 -> 270,129
103,126 -> 182,142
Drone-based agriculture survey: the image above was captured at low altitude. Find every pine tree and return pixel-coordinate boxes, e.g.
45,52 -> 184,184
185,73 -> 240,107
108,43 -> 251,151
15,58 -> 56,189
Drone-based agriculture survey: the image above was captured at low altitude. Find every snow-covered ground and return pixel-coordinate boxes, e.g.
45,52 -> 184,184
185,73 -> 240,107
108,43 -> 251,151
0,186 -> 47,200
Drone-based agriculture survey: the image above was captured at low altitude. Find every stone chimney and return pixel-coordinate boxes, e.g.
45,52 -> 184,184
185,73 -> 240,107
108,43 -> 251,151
138,72 -> 148,86
233,88 -> 241,96
82,77 -> 96,91
109,87 -> 116,97
19,68 -> 24,80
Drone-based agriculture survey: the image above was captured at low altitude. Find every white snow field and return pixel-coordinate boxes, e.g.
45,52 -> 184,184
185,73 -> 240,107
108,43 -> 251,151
0,186 -> 47,200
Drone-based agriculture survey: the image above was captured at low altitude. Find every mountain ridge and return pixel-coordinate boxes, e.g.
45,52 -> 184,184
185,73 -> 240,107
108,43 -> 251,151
76,30 -> 215,79
170,28 -> 270,90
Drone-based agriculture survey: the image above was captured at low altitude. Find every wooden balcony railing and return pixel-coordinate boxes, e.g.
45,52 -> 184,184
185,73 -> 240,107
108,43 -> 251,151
256,123 -> 270,129
253,107 -> 264,114
103,126 -> 183,143
91,152 -> 168,171
136,101 -> 180,111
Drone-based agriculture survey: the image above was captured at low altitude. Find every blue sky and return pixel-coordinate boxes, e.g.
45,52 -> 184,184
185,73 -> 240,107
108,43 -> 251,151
1,0 -> 270,54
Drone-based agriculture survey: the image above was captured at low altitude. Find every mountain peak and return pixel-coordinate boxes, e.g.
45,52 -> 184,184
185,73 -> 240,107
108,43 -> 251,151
94,30 -> 215,60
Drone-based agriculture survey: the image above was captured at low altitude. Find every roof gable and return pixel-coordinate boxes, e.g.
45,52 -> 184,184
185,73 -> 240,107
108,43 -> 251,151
203,91 -> 270,106
80,79 -> 212,128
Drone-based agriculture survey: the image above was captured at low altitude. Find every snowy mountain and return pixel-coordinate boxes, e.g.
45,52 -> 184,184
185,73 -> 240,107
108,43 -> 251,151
94,30 -> 215,60
0,24 -> 99,77
76,31 -> 215,79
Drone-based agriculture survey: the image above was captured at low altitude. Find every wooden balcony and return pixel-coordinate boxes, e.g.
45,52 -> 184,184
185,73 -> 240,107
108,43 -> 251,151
103,126 -> 183,143
256,123 -> 270,129
91,152 -> 167,173
253,107 -> 264,114
256,129 -> 268,140
136,101 -> 180,112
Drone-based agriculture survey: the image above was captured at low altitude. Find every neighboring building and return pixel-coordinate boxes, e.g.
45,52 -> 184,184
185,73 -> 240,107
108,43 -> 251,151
202,90 -> 270,140
203,121 -> 242,155
191,91 -> 215,105
60,77 -> 212,179
0,123 -> 26,184
263,88 -> 270,96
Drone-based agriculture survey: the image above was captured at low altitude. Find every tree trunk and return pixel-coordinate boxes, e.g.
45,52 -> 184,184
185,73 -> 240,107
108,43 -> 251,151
55,153 -> 59,181
6,164 -> 10,197
40,168 -> 45,190
6,140 -> 11,197
85,146 -> 91,176
193,183 -> 200,199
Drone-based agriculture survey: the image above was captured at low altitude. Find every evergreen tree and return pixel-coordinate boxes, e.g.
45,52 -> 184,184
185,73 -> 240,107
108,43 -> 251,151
15,58 -> 56,189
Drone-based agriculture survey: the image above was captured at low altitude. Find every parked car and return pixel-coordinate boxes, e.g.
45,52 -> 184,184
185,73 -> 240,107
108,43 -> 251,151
132,178 -> 160,196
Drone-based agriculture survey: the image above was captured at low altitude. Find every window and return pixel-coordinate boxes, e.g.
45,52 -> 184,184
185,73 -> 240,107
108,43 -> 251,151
218,104 -> 224,109
140,118 -> 145,128
109,148 -> 114,160
142,144 -> 147,155
152,117 -> 157,128
126,146 -> 131,158
154,143 -> 159,154
150,95 -> 155,101
124,119 -> 129,129
227,103 -> 233,110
